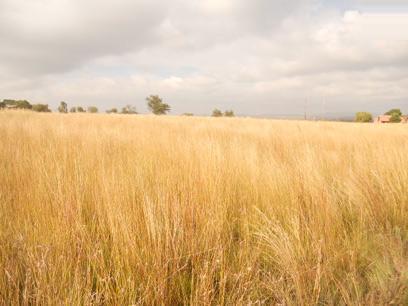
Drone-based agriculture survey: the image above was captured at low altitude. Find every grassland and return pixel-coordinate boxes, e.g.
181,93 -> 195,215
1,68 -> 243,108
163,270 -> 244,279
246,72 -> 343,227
0,111 -> 407,305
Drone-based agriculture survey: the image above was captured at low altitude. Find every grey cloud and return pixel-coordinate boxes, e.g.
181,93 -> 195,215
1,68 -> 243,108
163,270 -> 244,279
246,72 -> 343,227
0,0 -> 169,75
164,0 -> 311,49
0,0 -> 311,76
357,0 -> 408,4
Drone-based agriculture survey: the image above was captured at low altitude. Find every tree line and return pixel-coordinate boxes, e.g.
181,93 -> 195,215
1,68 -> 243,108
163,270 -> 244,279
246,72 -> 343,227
0,95 -> 235,117
355,109 -> 405,123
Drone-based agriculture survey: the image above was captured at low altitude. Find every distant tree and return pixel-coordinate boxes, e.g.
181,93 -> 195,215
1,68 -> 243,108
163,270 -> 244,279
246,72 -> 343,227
3,99 -> 16,105
224,110 -> 235,117
182,113 -> 194,116
76,106 -> 85,113
146,95 -> 170,115
58,101 -> 68,113
0,101 -> 4,109
106,108 -> 118,114
385,109 -> 402,116
385,109 -> 402,123
69,107 -> 77,113
121,105 -> 137,114
212,109 -> 223,117
88,106 -> 98,113
390,113 -> 401,123
32,104 -> 51,112
16,100 -> 32,109
3,99 -> 32,109
355,112 -> 372,123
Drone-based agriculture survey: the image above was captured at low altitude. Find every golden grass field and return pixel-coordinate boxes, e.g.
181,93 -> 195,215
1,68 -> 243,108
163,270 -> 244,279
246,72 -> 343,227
0,111 -> 407,305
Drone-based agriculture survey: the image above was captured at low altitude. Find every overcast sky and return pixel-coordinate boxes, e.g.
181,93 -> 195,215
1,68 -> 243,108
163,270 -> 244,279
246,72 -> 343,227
1,0 -> 407,115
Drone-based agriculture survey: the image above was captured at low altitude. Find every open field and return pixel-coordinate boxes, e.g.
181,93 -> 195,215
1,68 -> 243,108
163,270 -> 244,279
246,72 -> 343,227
0,111 -> 407,305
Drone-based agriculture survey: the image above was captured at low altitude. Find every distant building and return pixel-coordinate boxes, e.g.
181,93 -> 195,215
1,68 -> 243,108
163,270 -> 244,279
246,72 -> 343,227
374,115 -> 391,123
5,104 -> 18,109
375,114 -> 408,123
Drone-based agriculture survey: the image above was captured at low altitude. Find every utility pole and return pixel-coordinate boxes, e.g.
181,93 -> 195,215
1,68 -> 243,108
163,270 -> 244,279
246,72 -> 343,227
304,98 -> 308,121
321,98 -> 326,121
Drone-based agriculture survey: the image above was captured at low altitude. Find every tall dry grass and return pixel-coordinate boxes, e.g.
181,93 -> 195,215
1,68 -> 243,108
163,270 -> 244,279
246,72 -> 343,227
0,111 -> 407,305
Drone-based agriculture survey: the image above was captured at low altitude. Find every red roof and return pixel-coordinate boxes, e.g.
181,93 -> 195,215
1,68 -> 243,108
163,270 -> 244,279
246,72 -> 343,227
376,115 -> 391,123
